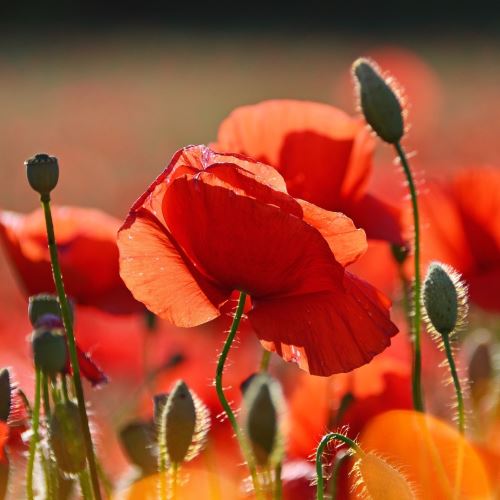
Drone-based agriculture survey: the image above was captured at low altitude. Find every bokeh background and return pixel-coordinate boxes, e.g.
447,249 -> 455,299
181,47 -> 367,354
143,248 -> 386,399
1,4 -> 499,491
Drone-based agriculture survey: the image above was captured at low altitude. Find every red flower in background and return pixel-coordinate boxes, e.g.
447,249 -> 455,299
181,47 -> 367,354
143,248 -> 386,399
419,166 -> 500,312
118,145 -> 397,376
214,99 -> 404,245
0,206 -> 140,315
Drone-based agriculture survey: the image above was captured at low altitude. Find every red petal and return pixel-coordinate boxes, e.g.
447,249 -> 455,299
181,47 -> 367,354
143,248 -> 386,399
249,273 -> 398,376
299,199 -> 367,267
162,170 -> 344,298
215,99 -> 374,207
64,345 -> 108,387
0,207 -> 140,314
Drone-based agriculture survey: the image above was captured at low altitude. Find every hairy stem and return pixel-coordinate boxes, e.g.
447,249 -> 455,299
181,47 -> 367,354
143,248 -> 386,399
27,369 -> 42,500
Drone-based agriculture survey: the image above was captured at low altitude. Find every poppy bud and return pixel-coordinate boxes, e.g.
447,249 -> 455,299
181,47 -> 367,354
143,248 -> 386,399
49,401 -> 86,474
0,370 -> 11,422
25,153 -> 59,197
242,374 -> 284,466
353,452 -> 414,500
468,335 -> 493,403
153,393 -> 168,424
28,294 -> 75,329
31,328 -> 68,376
158,380 -> 209,465
423,262 -> 468,337
120,420 -> 157,476
353,58 -> 404,144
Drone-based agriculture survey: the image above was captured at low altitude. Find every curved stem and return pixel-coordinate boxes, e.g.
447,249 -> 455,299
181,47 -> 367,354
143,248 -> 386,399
27,369 -> 42,500
442,334 -> 465,434
41,195 -> 101,500
395,142 -> 425,412
328,449 -> 350,500
316,433 -> 362,500
215,292 -> 261,497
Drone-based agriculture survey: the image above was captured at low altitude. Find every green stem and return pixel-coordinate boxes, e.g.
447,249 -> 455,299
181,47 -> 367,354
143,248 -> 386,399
41,195 -> 101,500
395,142 -> 424,412
61,374 -> 70,403
274,462 -> 282,500
79,469 -> 93,500
27,369 -> 42,500
442,334 -> 465,434
42,373 -> 51,418
328,450 -> 350,500
316,433 -> 362,500
260,350 -> 271,372
215,292 -> 262,498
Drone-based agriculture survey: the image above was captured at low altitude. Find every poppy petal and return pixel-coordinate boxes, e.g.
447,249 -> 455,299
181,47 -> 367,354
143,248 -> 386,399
162,171 -> 344,299
215,100 -> 374,207
118,208 -> 227,327
249,273 -> 397,376
298,199 -> 367,267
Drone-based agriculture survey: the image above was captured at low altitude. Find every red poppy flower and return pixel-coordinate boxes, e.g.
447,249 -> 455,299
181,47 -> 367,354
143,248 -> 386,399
0,206 -> 141,314
118,145 -> 397,376
213,99 -> 404,245
418,166 -> 500,312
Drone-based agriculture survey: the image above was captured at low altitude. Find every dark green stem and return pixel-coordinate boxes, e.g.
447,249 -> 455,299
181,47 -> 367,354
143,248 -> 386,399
274,462 -> 282,500
215,292 -> 261,497
395,142 -> 424,412
328,450 -> 351,500
41,195 -> 101,500
442,334 -> 465,434
42,373 -> 51,418
316,433 -> 362,500
27,369 -> 42,500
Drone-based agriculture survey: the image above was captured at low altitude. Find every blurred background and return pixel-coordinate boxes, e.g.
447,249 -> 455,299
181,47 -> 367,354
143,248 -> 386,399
0,3 -> 499,490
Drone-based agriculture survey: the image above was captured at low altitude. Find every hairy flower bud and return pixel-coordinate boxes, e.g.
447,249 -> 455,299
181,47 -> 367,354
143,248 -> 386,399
242,374 -> 284,466
120,420 -> 157,475
0,370 -> 11,423
25,153 -> 59,196
31,328 -> 68,376
353,58 -> 404,144
49,401 -> 86,474
158,380 -> 209,465
423,262 -> 468,337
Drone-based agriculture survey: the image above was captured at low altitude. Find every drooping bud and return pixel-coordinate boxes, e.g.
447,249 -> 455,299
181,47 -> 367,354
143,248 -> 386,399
49,401 -> 86,474
31,328 -> 68,376
353,452 -> 415,500
120,420 -> 157,476
0,370 -> 11,422
25,153 -> 59,197
423,262 -> 468,337
242,374 -> 284,466
28,294 -> 74,329
158,380 -> 209,465
353,58 -> 405,144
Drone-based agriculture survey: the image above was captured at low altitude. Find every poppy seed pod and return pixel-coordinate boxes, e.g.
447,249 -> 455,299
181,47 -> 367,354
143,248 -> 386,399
28,294 -> 61,327
31,328 -> 68,376
49,401 -> 86,474
353,58 -> 404,144
0,370 -> 11,422
158,380 -> 209,465
423,262 -> 468,337
242,374 -> 283,466
25,153 -> 59,197
119,420 -> 157,476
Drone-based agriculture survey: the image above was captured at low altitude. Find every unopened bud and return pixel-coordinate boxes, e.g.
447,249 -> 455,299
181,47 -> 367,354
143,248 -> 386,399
242,374 -> 283,466
25,153 -> 59,197
0,370 -> 11,422
468,335 -> 493,403
28,294 -> 74,329
423,262 -> 468,336
49,401 -> 86,473
31,328 -> 68,376
353,58 -> 404,144
120,420 -> 157,475
158,380 -> 209,465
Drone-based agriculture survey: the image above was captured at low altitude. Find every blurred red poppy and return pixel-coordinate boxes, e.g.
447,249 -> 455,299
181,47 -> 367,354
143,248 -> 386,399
118,145 -> 398,376
214,99 -> 404,245
419,166 -> 500,312
0,206 -> 141,314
